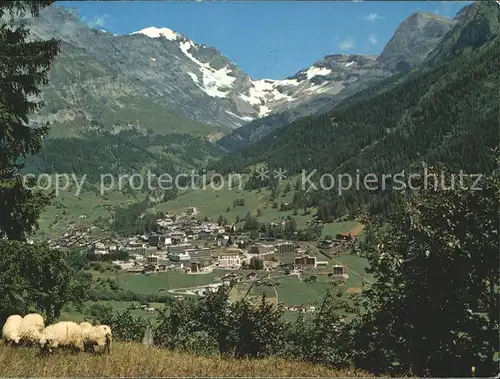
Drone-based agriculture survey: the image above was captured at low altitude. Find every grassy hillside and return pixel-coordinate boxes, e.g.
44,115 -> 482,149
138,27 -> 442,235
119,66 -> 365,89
33,186 -> 135,240
0,342 -> 369,377
157,185 -> 361,237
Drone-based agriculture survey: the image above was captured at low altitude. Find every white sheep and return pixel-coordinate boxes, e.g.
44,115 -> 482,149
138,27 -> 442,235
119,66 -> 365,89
79,322 -> 92,331
1,315 -> 23,346
83,324 -> 112,354
39,321 -> 84,354
18,313 -> 45,346
79,322 -> 93,352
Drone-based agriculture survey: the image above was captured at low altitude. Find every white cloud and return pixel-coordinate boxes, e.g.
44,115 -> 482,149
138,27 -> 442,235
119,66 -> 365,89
363,13 -> 383,21
368,33 -> 378,45
339,37 -> 354,51
85,14 -> 109,29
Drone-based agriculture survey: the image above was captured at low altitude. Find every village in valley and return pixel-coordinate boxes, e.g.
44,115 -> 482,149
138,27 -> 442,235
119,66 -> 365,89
42,205 -> 368,317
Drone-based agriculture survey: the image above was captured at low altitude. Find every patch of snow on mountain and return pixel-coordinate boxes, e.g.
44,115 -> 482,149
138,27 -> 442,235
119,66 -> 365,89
179,40 -> 236,98
252,80 -> 292,101
225,110 -> 255,123
179,40 -> 196,52
187,72 -> 199,83
131,26 -> 179,41
239,92 -> 261,106
278,78 -> 301,86
253,79 -> 275,92
258,105 -> 271,117
239,78 -> 300,116
305,66 -> 331,79
344,61 -> 356,67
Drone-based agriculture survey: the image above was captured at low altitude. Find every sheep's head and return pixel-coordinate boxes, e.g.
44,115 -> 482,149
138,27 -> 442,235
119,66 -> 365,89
38,338 -> 50,353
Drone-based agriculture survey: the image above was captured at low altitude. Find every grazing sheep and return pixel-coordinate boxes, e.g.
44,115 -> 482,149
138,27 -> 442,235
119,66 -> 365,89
79,322 -> 93,352
1,315 -> 23,346
18,313 -> 45,346
39,321 -> 84,354
83,325 -> 112,354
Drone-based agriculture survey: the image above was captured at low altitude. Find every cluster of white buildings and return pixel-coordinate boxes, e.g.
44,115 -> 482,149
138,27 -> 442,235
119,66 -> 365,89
93,241 -> 119,256
215,248 -> 241,269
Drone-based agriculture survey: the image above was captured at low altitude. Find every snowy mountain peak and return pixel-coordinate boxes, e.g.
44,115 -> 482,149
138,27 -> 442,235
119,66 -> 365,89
130,26 -> 180,41
304,65 -> 332,79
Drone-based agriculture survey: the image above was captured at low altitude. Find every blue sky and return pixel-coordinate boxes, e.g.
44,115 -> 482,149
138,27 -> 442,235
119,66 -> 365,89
57,1 -> 469,79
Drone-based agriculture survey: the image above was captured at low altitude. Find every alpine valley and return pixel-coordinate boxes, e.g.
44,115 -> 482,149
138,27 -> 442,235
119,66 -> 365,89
1,2 -> 500,376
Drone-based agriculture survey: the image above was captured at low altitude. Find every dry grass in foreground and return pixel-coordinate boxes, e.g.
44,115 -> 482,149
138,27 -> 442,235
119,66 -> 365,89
0,342 -> 371,377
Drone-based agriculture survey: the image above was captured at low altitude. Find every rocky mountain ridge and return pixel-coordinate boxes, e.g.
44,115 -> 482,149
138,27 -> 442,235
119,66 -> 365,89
23,5 -> 386,135
25,5 -> 454,139
217,9 -> 458,151
21,4 -> 474,148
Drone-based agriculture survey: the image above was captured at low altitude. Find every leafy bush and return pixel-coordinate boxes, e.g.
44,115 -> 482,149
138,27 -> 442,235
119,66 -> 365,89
89,304 -> 149,342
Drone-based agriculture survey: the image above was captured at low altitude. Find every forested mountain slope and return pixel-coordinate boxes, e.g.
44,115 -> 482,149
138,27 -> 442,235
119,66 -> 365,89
425,0 -> 500,66
212,2 -> 500,220
24,131 -> 225,186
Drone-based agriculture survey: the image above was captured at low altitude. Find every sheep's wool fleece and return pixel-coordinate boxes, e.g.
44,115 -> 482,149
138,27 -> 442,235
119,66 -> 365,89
1,315 -> 22,342
18,313 -> 45,341
85,325 -> 112,347
40,321 -> 84,350
79,322 -> 92,330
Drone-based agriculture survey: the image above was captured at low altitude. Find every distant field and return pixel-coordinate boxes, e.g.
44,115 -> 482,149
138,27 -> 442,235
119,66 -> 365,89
60,300 -> 164,322
37,174 -> 369,325
229,281 -> 277,305
91,269 -> 228,294
58,309 -> 88,323
275,276 -> 332,306
322,221 -> 361,238
334,253 -> 373,289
